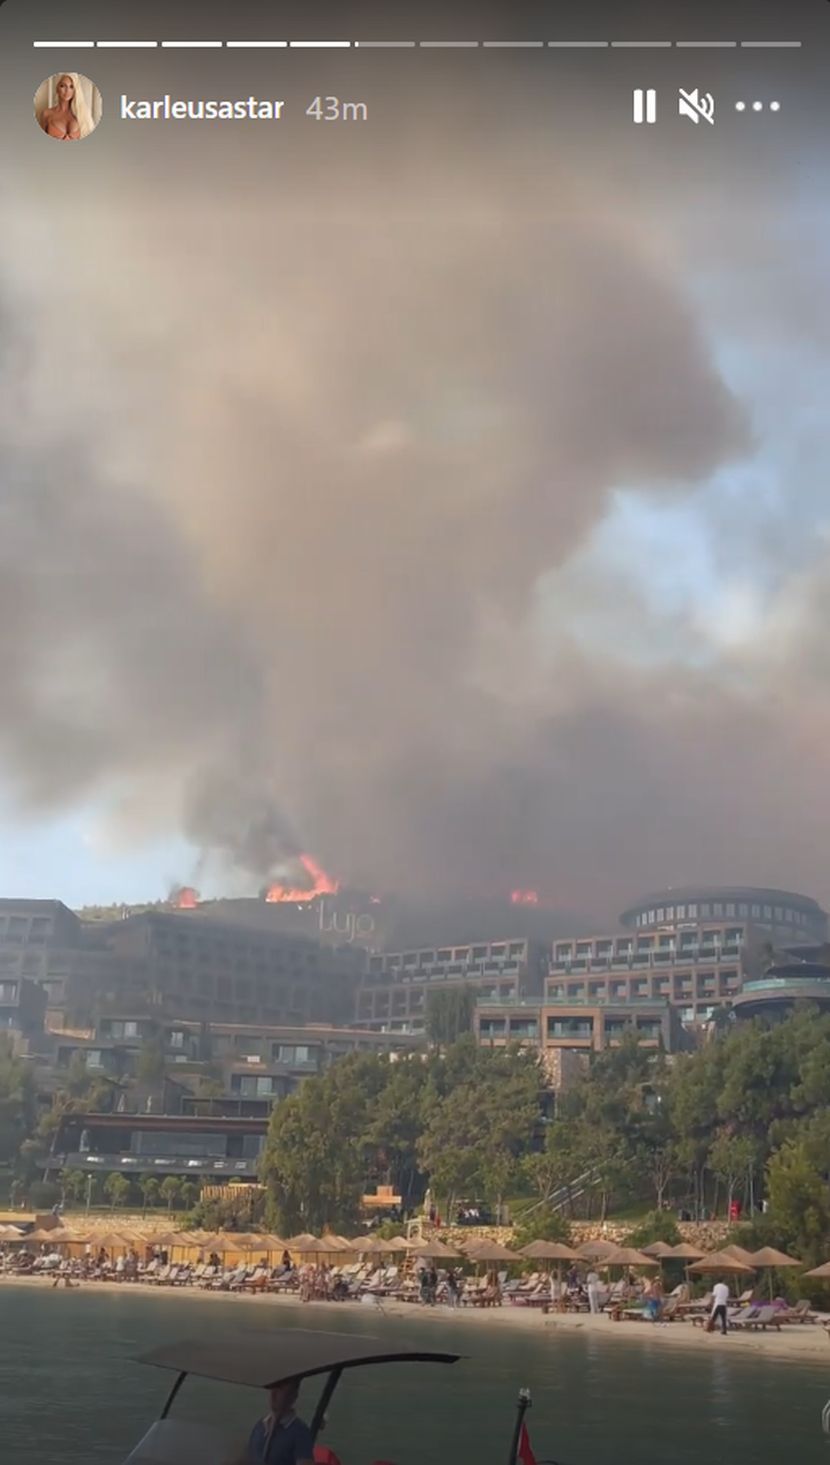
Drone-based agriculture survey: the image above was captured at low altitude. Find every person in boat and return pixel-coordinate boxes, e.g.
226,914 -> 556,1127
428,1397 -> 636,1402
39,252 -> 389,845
238,1376 -> 315,1465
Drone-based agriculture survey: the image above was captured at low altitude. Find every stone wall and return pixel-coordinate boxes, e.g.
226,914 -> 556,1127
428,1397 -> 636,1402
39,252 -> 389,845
439,1218 -> 731,1250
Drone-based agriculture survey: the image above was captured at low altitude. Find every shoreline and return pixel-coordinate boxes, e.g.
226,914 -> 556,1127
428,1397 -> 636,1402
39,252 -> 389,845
3,1275 -> 829,1368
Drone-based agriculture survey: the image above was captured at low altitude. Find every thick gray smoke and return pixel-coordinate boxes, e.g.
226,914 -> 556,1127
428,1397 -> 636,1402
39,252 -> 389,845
1,100 -> 828,916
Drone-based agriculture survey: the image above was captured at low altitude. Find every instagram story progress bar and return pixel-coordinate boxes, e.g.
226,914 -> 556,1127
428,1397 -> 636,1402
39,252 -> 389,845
633,88 -> 657,123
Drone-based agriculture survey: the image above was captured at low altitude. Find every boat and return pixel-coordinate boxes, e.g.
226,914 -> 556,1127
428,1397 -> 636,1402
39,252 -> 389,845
122,1331 -> 463,1464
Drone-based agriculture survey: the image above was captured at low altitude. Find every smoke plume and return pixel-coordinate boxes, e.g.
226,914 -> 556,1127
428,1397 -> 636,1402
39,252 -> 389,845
1,79 -> 828,917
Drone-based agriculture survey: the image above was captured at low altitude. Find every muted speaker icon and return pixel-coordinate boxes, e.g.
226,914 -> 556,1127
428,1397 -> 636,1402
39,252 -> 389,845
678,88 -> 715,124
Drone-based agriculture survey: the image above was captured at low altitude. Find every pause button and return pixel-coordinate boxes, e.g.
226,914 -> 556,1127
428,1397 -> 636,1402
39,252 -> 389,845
633,88 -> 657,124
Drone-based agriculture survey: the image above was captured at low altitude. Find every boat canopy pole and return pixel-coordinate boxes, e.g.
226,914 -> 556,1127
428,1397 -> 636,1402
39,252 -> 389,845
507,1387 -> 531,1465
160,1371 -> 188,1420
310,1365 -> 344,1442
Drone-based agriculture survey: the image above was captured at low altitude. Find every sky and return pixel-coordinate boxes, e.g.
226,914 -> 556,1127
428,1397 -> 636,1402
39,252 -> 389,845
1,3 -> 829,922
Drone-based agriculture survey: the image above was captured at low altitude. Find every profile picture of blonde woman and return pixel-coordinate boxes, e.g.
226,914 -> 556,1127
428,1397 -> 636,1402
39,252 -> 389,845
34,73 -> 102,140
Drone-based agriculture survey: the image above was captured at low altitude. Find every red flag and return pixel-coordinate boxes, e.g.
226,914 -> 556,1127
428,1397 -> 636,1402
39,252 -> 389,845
517,1421 -> 538,1465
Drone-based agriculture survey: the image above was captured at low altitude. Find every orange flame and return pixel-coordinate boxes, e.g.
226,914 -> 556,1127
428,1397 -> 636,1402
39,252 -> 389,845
171,886 -> 199,909
265,854 -> 339,903
510,889 -> 539,906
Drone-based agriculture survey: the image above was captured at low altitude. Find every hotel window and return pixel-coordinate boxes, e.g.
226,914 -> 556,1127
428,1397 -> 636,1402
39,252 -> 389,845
0,982 -> 17,1002
688,904 -> 697,917
648,911 -> 656,923
548,1018 -> 593,1038
657,908 -> 665,921
763,906 -> 772,918
480,1018 -> 507,1037
774,908 -> 783,921
676,905 -> 686,919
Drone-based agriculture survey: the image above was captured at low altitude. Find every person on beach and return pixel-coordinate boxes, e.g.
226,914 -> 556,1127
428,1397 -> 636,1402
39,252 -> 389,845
710,1279 -> 730,1335
239,1378 -> 314,1465
446,1268 -> 460,1307
586,1269 -> 601,1314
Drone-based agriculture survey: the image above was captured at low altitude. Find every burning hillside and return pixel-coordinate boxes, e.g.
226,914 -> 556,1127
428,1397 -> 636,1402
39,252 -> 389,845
264,854 -> 339,904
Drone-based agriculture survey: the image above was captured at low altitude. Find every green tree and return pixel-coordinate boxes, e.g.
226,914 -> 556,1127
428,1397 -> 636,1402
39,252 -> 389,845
766,1139 -> 830,1268
104,1172 -> 131,1210
360,1055 -> 429,1207
139,1175 -> 161,1214
708,1130 -> 758,1216
160,1176 -> 181,1212
262,1053 -> 386,1233
425,986 -> 476,1048
179,1181 -> 200,1211
136,1039 -> 166,1086
522,1117 -> 590,1216
60,1169 -> 87,1207
512,1208 -> 573,1250
0,1034 -> 36,1164
418,1046 -> 540,1216
625,1210 -> 681,1248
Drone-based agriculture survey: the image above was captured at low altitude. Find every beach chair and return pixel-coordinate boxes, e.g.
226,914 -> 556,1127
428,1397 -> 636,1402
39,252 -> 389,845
731,1306 -> 781,1332
780,1299 -> 816,1324
239,1265 -> 269,1292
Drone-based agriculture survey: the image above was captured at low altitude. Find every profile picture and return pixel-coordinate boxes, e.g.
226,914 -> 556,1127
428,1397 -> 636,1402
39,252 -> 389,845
34,73 -> 102,141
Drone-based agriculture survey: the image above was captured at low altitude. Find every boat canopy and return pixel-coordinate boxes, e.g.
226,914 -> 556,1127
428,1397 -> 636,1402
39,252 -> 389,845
137,1332 -> 461,1390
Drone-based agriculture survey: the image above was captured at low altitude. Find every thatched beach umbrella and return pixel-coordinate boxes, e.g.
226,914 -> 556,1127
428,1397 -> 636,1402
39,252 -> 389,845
459,1239 -> 518,1263
285,1234 -> 334,1258
23,1227 -> 69,1248
667,1242 -> 706,1261
640,1241 -> 676,1258
348,1234 -> 386,1254
603,1246 -> 660,1269
519,1240 -> 579,1262
320,1233 -> 354,1254
407,1237 -> 462,1259
688,1249 -> 753,1275
722,1244 -> 757,1266
804,1261 -> 830,1279
384,1235 -> 412,1253
576,1239 -> 618,1261
519,1239 -> 579,1287
749,1245 -> 802,1298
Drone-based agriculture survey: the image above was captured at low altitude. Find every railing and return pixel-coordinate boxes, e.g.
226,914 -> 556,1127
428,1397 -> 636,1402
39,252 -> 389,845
741,977 -> 830,992
49,1151 -> 260,1175
552,946 -> 741,973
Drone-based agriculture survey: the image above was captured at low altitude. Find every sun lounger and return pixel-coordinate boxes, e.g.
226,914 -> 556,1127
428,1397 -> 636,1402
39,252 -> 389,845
731,1306 -> 781,1332
780,1299 -> 816,1324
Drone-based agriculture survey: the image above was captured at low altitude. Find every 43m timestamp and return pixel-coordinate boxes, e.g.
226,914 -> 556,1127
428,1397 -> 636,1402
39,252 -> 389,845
305,96 -> 369,122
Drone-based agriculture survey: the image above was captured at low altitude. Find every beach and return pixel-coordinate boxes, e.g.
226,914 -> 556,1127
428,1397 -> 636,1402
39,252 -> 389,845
3,1272 -> 828,1365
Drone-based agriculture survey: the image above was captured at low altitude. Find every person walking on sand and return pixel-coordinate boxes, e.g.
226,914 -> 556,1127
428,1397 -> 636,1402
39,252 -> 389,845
586,1269 -> 601,1315
710,1279 -> 730,1336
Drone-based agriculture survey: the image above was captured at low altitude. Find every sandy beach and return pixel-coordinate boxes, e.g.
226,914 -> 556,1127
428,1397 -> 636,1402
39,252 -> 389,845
3,1273 -> 828,1367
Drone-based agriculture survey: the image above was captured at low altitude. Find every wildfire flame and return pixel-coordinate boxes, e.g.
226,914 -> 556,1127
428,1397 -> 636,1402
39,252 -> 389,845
265,854 -> 339,903
510,889 -> 539,906
171,886 -> 199,909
